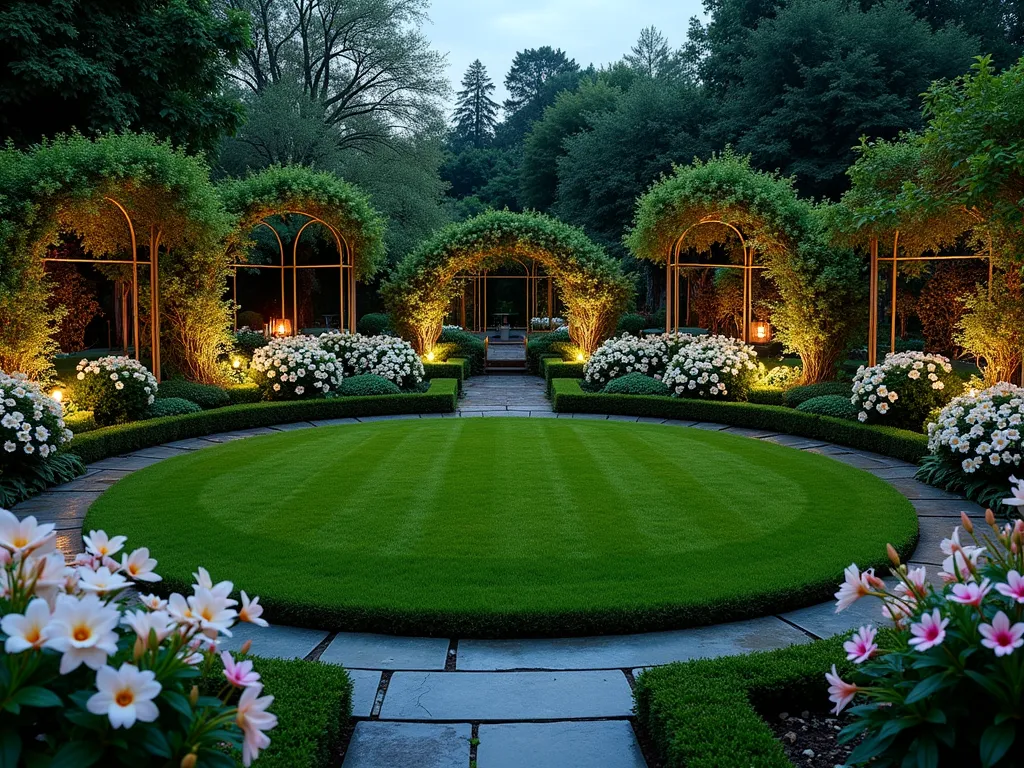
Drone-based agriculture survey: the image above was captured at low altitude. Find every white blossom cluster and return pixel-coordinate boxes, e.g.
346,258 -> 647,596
74,356 -> 158,424
442,325 -> 464,332
531,317 -> 566,329
662,334 -> 759,400
927,382 -> 1024,475
583,333 -> 677,389
320,333 -> 424,390
851,351 -> 955,423
250,335 -> 341,399
0,371 -> 72,460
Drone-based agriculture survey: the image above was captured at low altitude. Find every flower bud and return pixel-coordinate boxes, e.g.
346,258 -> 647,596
133,637 -> 145,661
986,508 -> 996,526
189,685 -> 199,707
180,754 -> 197,768
887,543 -> 900,567
960,512 -> 973,534
240,639 -> 252,655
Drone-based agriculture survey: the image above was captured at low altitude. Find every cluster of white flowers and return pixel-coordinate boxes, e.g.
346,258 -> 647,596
76,356 -> 157,401
320,332 -> 424,389
0,510 -> 277,765
531,317 -> 567,329
662,334 -> 759,399
927,382 -> 1024,475
74,356 -> 158,425
851,351 -> 956,424
250,335 -> 341,399
583,333 -> 678,389
442,324 -> 464,332
0,371 -> 72,460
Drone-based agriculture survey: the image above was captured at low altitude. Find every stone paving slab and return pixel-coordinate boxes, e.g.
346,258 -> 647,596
309,418 -> 360,428
207,427 -> 280,440
722,427 -> 780,439
636,417 -> 667,425
380,671 -> 635,721
342,722 -> 471,768
219,622 -> 329,660
912,498 -> 984,518
660,419 -> 699,428
320,632 -> 450,670
348,669 -> 383,717
457,616 -> 809,671
885,479 -> 963,501
88,455 -> 166,471
762,434 -> 829,450
124,446 -> 192,460
571,413 -> 608,420
916,515 -> 958,561
477,721 -> 647,768
689,422 -> 729,431
780,597 -> 878,639
51,470 -> 132,493
13,492 -> 99,526
162,437 -> 219,450
869,465 -> 923,480
268,421 -> 317,431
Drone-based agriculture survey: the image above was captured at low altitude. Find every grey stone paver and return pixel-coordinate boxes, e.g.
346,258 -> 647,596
218,622 -> 329,660
309,417 -> 360,427
50,470 -> 132,493
319,632 -> 450,670
125,446 -> 192,460
477,721 -> 647,768
268,421 -> 317,431
689,422 -> 729,430
380,671 -> 634,721
348,669 -> 383,717
721,426 -> 780,439
342,722 -> 471,768
912,498 -> 984,518
87,455 -> 166,471
868,465 -> 923,480
13,492 -> 100,527
762,434 -> 829,450
162,437 -> 219,450
780,596 -> 879,639
885,479 -> 964,501
457,615 -> 809,671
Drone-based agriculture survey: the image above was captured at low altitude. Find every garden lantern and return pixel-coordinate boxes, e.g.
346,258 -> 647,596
272,318 -> 292,337
751,321 -> 772,343
232,357 -> 242,370
50,388 -> 63,403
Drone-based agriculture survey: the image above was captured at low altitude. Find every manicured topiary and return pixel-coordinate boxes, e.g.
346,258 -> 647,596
357,313 -> 392,336
783,381 -> 852,408
225,383 -> 262,404
603,372 -> 670,396
435,328 -> 486,375
617,313 -> 647,336
146,397 -> 202,419
157,379 -> 231,409
336,374 -> 402,397
796,395 -> 858,420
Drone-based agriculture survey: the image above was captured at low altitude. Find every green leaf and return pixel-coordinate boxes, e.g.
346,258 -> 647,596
197,748 -> 238,768
0,730 -> 21,768
904,673 -> 949,704
911,736 -> 939,768
848,731 -> 897,764
980,723 -> 1016,767
161,689 -> 193,720
49,741 -> 103,768
11,686 -> 62,708
139,726 -> 172,758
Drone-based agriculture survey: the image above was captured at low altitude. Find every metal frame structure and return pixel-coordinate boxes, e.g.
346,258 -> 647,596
666,218 -> 766,342
454,258 -> 560,334
866,233 -> 993,367
229,211 -> 356,335
39,196 -> 163,381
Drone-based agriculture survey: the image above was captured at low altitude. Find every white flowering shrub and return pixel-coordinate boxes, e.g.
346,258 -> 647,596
1,371 -> 73,462
926,382 -> 1024,478
249,335 -> 341,400
758,364 -> 803,389
662,335 -> 759,400
851,351 -> 962,430
0,508 -> 278,765
73,356 -> 158,426
320,332 -> 424,389
583,333 -> 681,389
531,317 -> 566,330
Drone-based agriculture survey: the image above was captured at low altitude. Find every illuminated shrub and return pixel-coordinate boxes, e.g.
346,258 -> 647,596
851,352 -> 962,430
73,356 -> 158,426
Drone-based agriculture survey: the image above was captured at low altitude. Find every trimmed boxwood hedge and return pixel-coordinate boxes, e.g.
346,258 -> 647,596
634,635 -> 851,768
550,379 -> 928,464
797,394 -> 859,421
747,386 -> 786,406
157,379 -> 231,409
543,359 -> 584,395
423,357 -> 469,387
67,380 -> 459,465
783,381 -> 852,408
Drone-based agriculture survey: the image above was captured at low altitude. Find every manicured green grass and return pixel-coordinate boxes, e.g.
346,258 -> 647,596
86,419 -> 917,637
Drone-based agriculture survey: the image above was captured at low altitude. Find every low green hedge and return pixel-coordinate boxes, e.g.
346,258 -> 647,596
550,379 -> 929,464
67,380 -> 459,465
226,383 -> 262,404
635,635 -> 851,768
797,395 -> 859,421
783,381 -> 852,408
747,386 -> 786,406
157,379 -> 231,409
527,334 -> 576,373
205,656 -> 352,768
423,357 -> 469,387
543,359 -> 584,395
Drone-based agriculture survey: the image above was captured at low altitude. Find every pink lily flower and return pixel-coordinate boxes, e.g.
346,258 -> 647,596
825,664 -> 859,715
909,609 -> 949,652
995,571 -> 1024,604
843,625 -> 878,664
979,611 -> 1024,657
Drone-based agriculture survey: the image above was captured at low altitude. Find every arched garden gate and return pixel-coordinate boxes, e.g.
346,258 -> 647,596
383,210 -> 632,355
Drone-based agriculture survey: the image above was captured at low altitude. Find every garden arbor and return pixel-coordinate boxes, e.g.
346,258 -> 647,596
384,211 -> 632,355
0,133 -> 230,382
219,166 -> 386,335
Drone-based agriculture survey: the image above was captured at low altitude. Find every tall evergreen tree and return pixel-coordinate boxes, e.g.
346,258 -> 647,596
503,47 -> 580,114
624,26 -> 681,79
452,60 -> 500,147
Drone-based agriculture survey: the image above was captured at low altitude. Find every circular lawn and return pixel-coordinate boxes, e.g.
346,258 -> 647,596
85,418 -> 917,637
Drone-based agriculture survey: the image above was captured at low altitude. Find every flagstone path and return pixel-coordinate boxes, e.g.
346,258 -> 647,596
11,374 -> 979,768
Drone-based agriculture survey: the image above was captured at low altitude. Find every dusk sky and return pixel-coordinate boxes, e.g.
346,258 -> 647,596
427,0 -> 706,108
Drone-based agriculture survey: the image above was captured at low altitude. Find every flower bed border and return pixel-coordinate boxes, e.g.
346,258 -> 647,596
551,379 -> 929,464
634,635 -> 852,768
66,380 -> 458,465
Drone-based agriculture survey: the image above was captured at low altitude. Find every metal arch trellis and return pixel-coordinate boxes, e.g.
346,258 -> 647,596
39,195 -> 164,382
866,230 -> 994,368
453,257 -> 560,334
229,211 -> 357,336
666,218 -> 767,342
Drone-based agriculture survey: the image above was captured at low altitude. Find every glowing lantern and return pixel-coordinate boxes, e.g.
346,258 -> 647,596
51,388 -> 64,403
232,358 -> 242,370
751,322 -> 772,343
272,319 -> 293,337
575,351 -> 585,362
425,351 -> 436,362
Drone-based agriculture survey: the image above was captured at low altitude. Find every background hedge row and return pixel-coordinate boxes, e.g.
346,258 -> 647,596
550,379 -> 929,464
66,380 -> 459,465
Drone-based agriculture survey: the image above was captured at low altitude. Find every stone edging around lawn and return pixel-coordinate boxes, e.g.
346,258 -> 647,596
10,407 -> 983,768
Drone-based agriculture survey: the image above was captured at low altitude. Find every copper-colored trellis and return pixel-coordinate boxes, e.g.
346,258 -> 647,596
229,212 -> 357,335
453,258 -> 561,333
39,196 -> 163,381
866,232 -> 993,367
665,218 -> 765,342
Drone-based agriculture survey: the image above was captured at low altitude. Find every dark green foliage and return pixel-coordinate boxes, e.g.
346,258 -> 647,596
225,383 -> 262,405
158,379 -> 230,410
66,380 -> 459,465
501,47 -> 581,141
603,373 -> 670,396
436,329 -> 486,374
527,334 -> 576,373
0,453 -> 85,508
0,1 -> 250,153
422,359 -> 469,387
634,636 -> 851,768
796,394 -> 858,420
916,453 -> 1019,517
146,397 -> 201,419
337,374 -> 402,397
234,328 -> 269,358
64,411 -> 98,434
551,379 -> 929,464
236,310 -> 264,330
747,386 -> 786,406
783,381 -> 852,408
617,313 -> 648,336
544,360 -> 585,395
357,313 -> 392,336
453,59 -> 500,148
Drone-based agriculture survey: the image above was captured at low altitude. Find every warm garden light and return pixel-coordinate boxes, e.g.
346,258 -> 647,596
575,351 -> 585,362
50,388 -> 63,403
272,319 -> 292,337
752,321 -> 772,342
232,357 -> 242,369
426,351 -> 435,362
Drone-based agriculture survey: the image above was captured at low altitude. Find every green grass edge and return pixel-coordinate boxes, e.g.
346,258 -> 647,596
550,378 -> 929,464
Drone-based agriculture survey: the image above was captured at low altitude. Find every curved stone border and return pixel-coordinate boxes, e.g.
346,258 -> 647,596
10,377 -> 981,768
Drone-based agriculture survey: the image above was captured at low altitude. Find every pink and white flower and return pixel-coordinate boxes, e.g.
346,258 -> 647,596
1004,476 -> 1024,508
86,663 -> 162,728
908,609 -> 949,652
239,591 -> 268,628
1,597 -> 52,653
44,593 -> 120,673
0,508 -> 55,555
83,530 -> 127,559
979,611 -> 1024,657
995,570 -> 1024,603
77,566 -> 130,595
947,578 -> 991,607
222,651 -> 261,687
825,665 -> 859,715
188,588 -> 238,638
122,609 -> 175,645
236,683 -> 278,766
121,547 -> 161,582
835,564 -> 880,612
843,625 -> 878,663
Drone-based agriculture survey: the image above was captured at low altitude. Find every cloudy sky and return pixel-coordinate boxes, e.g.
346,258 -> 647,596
427,0 -> 706,108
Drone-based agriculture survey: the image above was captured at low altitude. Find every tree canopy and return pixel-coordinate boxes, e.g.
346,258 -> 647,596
453,60 -> 500,148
